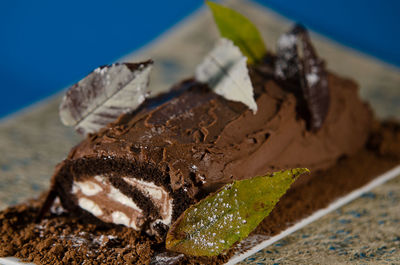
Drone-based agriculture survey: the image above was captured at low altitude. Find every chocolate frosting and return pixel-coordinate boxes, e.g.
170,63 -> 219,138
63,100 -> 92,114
64,67 -> 372,199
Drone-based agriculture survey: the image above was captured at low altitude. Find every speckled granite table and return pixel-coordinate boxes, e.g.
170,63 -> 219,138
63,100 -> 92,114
0,0 -> 399,263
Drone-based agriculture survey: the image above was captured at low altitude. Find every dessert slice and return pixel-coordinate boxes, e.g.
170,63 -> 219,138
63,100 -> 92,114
44,54 -> 372,240
1,2 -> 399,264
40,3 -> 375,242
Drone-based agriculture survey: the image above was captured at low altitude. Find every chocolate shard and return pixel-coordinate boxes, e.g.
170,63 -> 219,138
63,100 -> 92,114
275,27 -> 301,80
275,24 -> 330,131
59,60 -> 153,136
195,38 -> 258,114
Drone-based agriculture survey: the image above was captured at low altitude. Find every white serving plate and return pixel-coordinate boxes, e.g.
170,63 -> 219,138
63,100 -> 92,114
1,165 -> 399,265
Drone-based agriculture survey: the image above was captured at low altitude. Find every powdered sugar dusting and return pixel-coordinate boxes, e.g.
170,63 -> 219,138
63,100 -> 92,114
275,32 -> 299,79
167,170 -> 305,256
170,183 -> 246,254
150,252 -> 185,265
277,34 -> 296,50
306,72 -> 319,86
50,197 -> 67,215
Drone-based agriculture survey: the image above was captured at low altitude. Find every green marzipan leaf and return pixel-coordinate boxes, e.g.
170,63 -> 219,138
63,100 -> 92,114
166,168 -> 309,256
207,1 -> 267,64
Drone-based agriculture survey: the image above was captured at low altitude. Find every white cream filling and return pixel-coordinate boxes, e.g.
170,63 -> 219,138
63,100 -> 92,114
158,204 -> 173,226
71,175 -> 174,234
123,177 -> 165,200
107,185 -> 141,211
78,198 -> 103,216
123,177 -> 173,225
72,180 -> 103,196
71,176 -> 143,230
94,175 -> 106,183
112,211 -> 131,227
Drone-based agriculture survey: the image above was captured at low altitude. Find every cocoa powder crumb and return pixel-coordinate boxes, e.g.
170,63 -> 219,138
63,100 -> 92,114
0,198 -> 155,265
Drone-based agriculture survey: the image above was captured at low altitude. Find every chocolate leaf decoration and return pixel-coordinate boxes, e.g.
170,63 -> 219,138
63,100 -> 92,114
195,38 -> 258,113
299,28 -> 330,130
275,25 -> 330,131
59,61 -> 153,135
275,31 -> 300,79
207,1 -> 266,64
166,168 -> 309,256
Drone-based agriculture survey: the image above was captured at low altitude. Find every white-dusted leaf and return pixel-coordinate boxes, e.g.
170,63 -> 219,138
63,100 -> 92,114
195,38 -> 257,113
59,61 -> 153,135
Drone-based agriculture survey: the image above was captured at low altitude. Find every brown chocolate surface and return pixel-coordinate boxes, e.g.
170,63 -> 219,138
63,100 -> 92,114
0,121 -> 399,265
68,70 -> 372,192
48,63 -> 373,237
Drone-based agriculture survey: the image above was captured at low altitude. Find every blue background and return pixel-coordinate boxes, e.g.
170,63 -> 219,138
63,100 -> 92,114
1,0 -> 399,118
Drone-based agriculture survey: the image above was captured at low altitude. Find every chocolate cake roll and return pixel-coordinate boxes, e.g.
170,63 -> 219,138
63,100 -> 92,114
45,62 -> 372,238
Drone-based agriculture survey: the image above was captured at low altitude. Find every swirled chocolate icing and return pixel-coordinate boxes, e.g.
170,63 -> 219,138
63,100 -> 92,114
47,61 -> 372,238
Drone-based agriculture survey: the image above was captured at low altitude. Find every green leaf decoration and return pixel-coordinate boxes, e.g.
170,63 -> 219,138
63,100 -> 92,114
166,168 -> 309,256
207,1 -> 267,64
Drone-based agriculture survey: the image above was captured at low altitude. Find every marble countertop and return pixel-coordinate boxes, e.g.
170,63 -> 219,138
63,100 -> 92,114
0,0 -> 399,263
